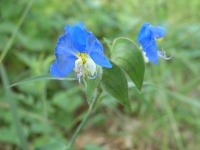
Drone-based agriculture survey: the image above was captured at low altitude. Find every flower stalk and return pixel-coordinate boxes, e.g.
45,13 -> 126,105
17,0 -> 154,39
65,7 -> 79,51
67,88 -> 101,149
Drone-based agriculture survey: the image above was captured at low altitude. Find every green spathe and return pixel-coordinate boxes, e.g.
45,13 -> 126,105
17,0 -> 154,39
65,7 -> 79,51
86,66 -> 102,105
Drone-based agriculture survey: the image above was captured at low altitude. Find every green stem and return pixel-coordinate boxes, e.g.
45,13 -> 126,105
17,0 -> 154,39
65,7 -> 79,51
0,65 -> 28,150
67,90 -> 101,149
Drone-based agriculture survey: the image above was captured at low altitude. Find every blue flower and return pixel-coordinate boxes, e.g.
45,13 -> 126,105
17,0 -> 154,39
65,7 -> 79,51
137,22 -> 171,64
50,22 -> 112,82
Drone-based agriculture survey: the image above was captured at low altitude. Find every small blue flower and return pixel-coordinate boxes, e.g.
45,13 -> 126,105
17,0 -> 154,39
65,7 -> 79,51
137,22 -> 171,64
50,22 -> 112,82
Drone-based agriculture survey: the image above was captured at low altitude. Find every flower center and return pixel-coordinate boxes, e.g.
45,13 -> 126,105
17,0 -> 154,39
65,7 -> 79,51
76,52 -> 88,64
74,52 -> 97,83
155,37 -> 163,42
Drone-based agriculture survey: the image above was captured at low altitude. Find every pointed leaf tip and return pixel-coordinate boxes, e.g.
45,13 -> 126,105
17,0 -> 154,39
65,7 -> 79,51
100,61 -> 131,111
8,74 -> 76,88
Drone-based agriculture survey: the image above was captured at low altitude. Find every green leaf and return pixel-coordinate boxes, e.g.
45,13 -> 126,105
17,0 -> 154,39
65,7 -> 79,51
111,37 -> 145,91
8,74 -> 76,88
100,61 -> 131,111
34,142 -> 67,150
86,66 -> 102,105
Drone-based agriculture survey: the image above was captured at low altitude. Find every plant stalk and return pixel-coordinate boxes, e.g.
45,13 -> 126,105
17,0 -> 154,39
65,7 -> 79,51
67,89 -> 101,149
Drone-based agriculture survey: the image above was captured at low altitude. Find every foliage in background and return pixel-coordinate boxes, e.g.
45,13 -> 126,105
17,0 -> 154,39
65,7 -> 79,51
0,0 -> 200,149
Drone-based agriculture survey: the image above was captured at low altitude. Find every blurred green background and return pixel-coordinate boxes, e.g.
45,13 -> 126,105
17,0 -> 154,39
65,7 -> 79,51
0,0 -> 200,150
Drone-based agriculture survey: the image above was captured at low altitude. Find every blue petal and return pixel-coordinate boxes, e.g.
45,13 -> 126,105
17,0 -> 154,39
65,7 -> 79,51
85,31 -> 112,68
85,31 -> 103,54
137,22 -> 150,42
50,60 -> 75,77
55,33 -> 77,56
137,22 -> 153,48
50,33 -> 77,77
150,25 -> 166,39
64,23 -> 86,52
90,51 -> 112,68
143,40 -> 158,64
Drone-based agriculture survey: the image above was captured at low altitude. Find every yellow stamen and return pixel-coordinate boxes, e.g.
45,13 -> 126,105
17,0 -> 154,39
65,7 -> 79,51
74,53 -> 97,81
155,37 -> 163,42
76,52 -> 88,64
